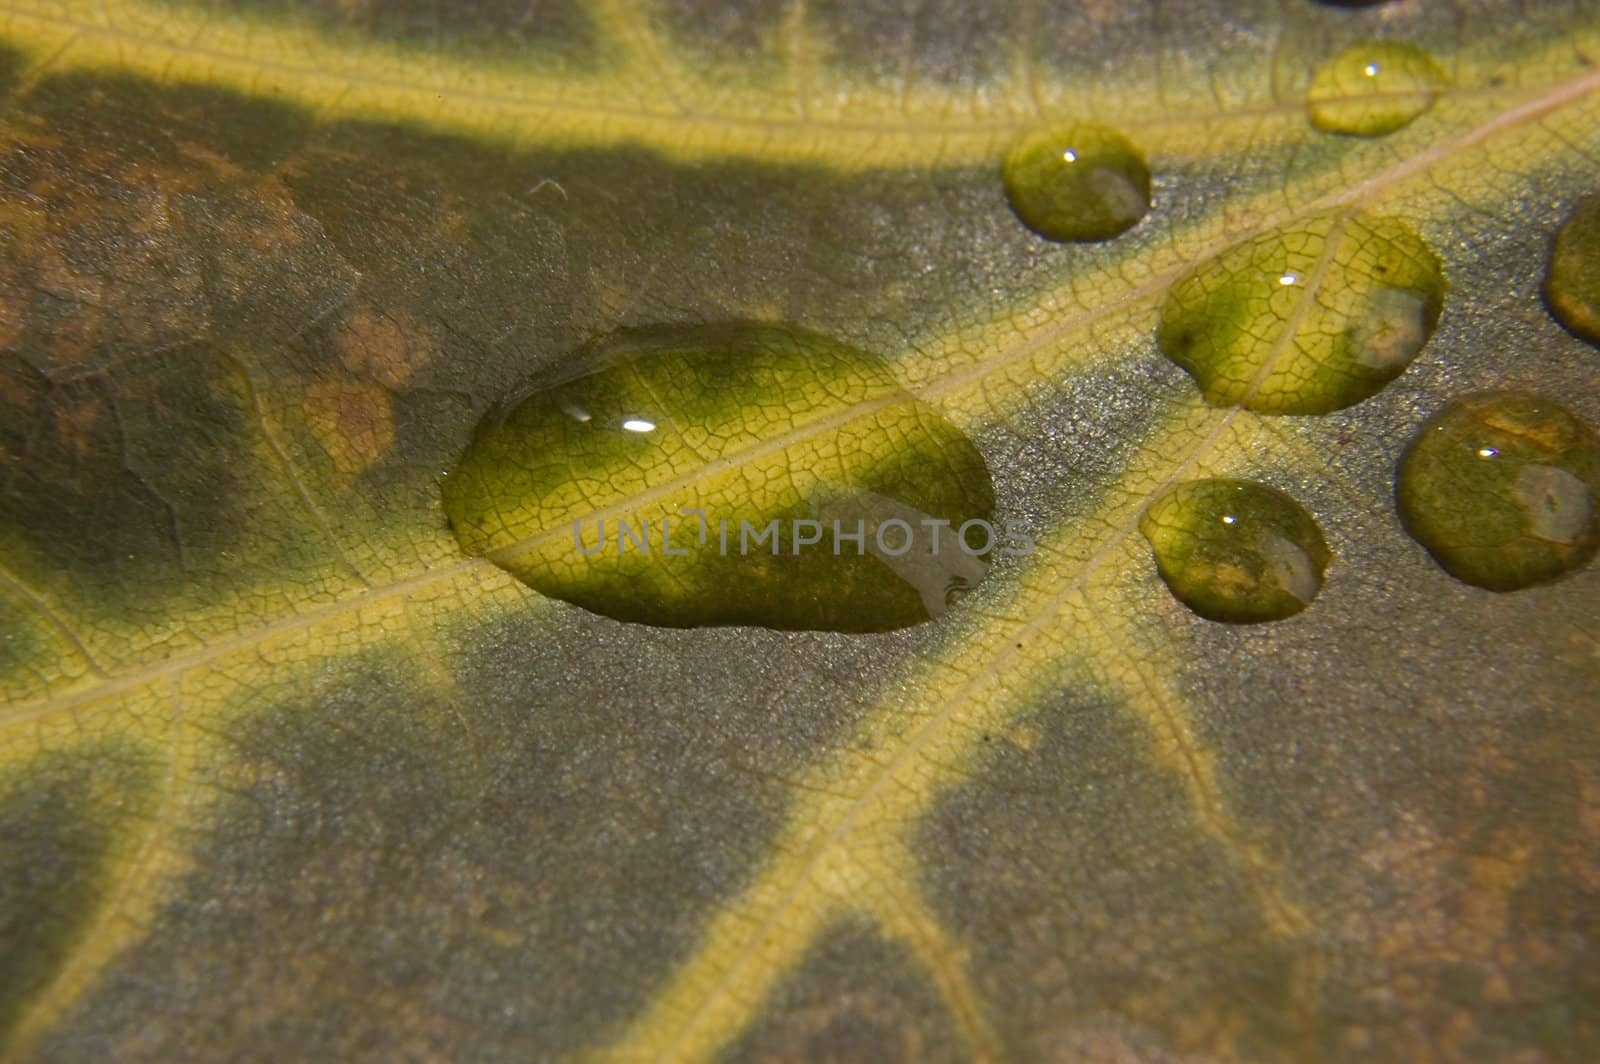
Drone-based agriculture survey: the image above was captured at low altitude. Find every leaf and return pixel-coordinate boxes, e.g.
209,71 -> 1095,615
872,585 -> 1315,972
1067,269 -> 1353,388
2,1 -> 1598,1060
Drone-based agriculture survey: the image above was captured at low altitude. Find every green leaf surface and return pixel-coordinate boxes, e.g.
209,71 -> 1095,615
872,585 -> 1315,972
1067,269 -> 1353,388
2,0 -> 1598,1060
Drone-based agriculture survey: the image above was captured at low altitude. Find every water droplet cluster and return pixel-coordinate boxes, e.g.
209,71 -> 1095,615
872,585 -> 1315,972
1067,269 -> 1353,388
443,15 -> 1596,630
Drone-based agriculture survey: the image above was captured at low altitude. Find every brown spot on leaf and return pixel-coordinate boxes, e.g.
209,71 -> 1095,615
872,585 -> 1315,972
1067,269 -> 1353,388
302,375 -> 396,476
0,126 -> 358,383
334,307 -> 432,389
0,141 -> 209,372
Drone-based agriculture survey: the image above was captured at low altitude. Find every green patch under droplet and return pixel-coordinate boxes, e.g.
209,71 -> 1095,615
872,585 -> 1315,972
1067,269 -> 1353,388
442,324 -> 997,632
1140,479 -> 1331,624
1544,197 -> 1600,345
1157,212 -> 1445,415
1002,124 -> 1151,243
1397,392 -> 1600,591
1307,41 -> 1446,137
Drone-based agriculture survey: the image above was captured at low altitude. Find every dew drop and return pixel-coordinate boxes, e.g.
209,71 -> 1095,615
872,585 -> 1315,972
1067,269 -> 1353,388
1308,41 -> 1446,137
1003,124 -> 1151,243
1139,479 -> 1331,623
1396,391 -> 1600,591
1157,212 -> 1445,415
441,323 -> 997,632
1544,196 -> 1600,345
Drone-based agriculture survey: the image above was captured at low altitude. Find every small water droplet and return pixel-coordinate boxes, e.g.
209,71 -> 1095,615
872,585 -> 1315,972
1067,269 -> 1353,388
1544,196 -> 1600,345
442,324 -> 997,632
1140,479 -> 1331,623
1397,391 -> 1600,591
1157,212 -> 1445,414
1003,124 -> 1151,243
1308,41 -> 1446,137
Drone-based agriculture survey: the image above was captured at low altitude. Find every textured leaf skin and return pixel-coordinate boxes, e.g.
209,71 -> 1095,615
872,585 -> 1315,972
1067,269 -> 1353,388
1,2 -> 1598,1062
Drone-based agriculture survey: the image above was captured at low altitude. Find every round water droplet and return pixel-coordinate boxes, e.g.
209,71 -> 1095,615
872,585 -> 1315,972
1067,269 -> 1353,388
1140,479 -> 1331,623
1396,391 -> 1600,591
442,324 -> 997,633
1157,212 -> 1446,414
1308,41 -> 1446,137
1544,196 -> 1600,345
1003,124 -> 1151,243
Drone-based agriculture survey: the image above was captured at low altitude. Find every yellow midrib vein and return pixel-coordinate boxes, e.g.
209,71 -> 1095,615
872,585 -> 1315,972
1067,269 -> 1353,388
0,0 -> 1587,158
4,61 -> 1598,731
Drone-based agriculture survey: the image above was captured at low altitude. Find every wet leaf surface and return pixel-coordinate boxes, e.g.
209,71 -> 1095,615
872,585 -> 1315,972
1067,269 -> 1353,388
2,1 -> 1599,1060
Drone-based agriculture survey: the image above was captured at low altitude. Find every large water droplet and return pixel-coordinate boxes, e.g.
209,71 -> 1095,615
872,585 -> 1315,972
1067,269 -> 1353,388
1308,41 -> 1446,137
1397,391 -> 1600,591
1140,479 -> 1331,623
1545,196 -> 1600,345
1003,124 -> 1151,243
442,324 -> 998,632
1157,212 -> 1445,414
